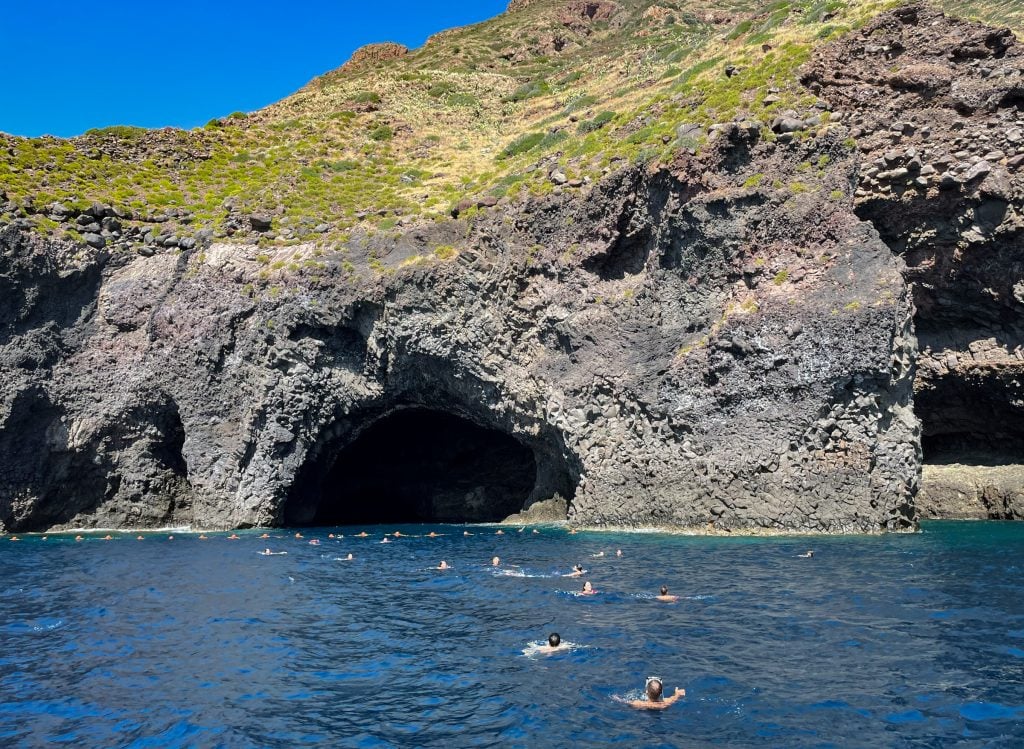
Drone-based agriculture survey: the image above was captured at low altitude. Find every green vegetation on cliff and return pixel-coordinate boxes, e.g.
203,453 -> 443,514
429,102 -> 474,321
0,0 -> 1020,247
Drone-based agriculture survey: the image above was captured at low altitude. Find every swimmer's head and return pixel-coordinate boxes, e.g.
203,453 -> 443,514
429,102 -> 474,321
574,564 -> 583,572
582,581 -> 593,592
548,633 -> 561,647
660,585 -> 669,596
492,556 -> 500,566
646,677 -> 664,701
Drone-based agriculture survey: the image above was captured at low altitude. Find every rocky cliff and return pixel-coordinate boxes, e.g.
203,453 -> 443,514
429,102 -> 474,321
1,1 -> 1020,532
0,125 -> 919,533
804,4 -> 1024,519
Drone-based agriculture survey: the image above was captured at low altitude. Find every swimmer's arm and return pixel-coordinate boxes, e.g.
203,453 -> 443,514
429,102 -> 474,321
663,688 -> 686,705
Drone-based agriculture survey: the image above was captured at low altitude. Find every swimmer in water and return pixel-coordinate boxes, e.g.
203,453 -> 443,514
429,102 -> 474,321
616,549 -> 623,557
463,530 -> 473,536
9,536 -> 19,542
356,532 -> 369,538
393,531 -> 404,538
309,539 -> 320,546
626,678 -> 685,710
381,537 -> 391,544
344,553 -> 354,561
533,529 -> 540,534
427,531 -> 443,538
103,535 -> 113,541
495,530 -> 504,535
538,632 -> 568,653
492,556 -> 501,567
799,550 -> 814,558
581,581 -> 596,595
260,533 -> 270,539
199,534 -> 208,540
168,535 -> 174,540
592,551 -> 605,558
294,532 -> 303,539
564,564 -> 586,578
437,560 -> 450,570
656,586 -> 679,602
75,535 -> 83,542
228,534 -> 240,540
259,548 -> 287,556
137,536 -> 144,541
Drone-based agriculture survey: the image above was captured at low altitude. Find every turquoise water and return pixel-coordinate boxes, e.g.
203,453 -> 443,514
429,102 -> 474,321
1,521 -> 1023,747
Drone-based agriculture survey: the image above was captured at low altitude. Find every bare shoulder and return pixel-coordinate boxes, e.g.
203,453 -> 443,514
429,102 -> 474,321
629,700 -> 670,710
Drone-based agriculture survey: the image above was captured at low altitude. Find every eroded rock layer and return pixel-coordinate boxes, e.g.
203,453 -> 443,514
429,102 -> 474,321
0,127 -> 919,533
804,4 -> 1024,518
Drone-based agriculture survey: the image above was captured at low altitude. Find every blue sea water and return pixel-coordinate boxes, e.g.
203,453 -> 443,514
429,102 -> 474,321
1,521 -> 1023,748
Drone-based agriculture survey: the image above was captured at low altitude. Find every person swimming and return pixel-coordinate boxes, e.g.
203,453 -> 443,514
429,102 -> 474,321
75,535 -> 83,542
563,564 -> 586,578
259,548 -> 287,556
294,532 -> 304,539
260,533 -> 270,539
9,536 -> 19,542
463,530 -> 473,536
616,549 -> 623,557
799,550 -> 814,558
103,535 -> 113,541
437,560 -> 450,570
427,531 -> 443,538
381,537 -> 391,544
656,586 -> 679,602
228,534 -> 240,540
356,532 -> 369,538
581,581 -> 596,595
592,551 -> 605,558
495,530 -> 504,535
625,677 -> 685,709
136,536 -> 144,541
199,534 -> 208,540
539,632 -> 568,653
309,539 -> 320,546
492,556 -> 501,567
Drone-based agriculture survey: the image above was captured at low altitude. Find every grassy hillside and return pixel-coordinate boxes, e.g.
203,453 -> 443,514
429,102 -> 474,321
1,0 -> 1020,247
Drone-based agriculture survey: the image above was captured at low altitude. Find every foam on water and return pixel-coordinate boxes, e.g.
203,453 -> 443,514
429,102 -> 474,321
1,521 -> 1023,747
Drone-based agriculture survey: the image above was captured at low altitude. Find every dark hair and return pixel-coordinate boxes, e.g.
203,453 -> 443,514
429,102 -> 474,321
646,678 -> 663,700
660,586 -> 668,595
548,633 -> 561,647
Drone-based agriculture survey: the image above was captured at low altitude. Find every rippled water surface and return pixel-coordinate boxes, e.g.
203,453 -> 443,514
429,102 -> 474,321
2,521 -> 1024,747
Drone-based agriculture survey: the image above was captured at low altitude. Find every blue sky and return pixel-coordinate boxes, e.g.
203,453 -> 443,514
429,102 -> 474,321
4,1 -> 509,138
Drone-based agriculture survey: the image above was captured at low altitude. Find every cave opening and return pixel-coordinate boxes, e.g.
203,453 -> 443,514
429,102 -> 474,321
286,408 -> 540,526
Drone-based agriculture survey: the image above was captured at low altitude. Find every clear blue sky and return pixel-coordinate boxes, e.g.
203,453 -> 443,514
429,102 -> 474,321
4,1 -> 509,138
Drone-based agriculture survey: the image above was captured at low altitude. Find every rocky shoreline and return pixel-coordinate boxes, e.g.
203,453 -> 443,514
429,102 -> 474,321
1,4 -> 1022,533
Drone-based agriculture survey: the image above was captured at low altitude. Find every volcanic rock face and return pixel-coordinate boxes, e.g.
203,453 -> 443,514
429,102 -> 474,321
0,118 -> 920,533
803,4 -> 1024,518
339,43 -> 409,74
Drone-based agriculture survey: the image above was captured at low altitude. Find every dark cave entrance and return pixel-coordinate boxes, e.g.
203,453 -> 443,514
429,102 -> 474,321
286,408 -> 540,526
